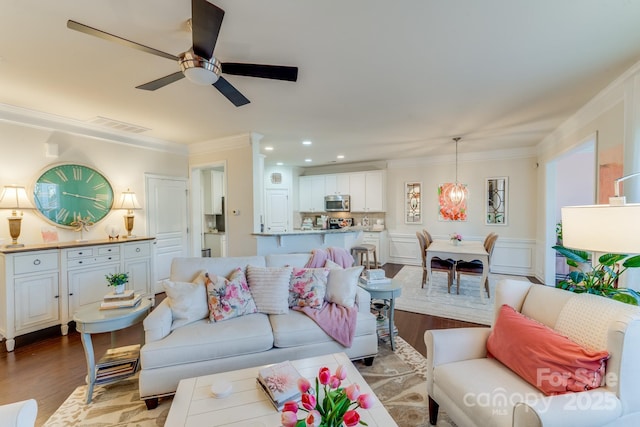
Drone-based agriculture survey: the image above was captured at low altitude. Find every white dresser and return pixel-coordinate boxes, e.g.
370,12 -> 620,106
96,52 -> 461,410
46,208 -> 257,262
0,237 -> 155,352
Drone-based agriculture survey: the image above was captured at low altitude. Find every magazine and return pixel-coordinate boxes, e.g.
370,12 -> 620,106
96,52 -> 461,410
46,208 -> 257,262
257,361 -> 303,407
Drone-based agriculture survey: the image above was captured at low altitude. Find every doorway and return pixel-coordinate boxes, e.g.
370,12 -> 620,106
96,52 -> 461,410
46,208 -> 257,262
190,163 -> 228,258
544,134 -> 596,285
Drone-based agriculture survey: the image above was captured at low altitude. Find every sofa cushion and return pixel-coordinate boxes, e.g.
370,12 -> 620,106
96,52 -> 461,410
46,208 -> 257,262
324,265 -> 364,308
487,304 -> 609,395
162,270 -> 208,330
289,267 -> 329,309
247,265 -> 293,314
141,313 -> 273,370
206,268 -> 257,322
554,293 -> 640,351
435,358 -> 542,427
269,309 -> 376,348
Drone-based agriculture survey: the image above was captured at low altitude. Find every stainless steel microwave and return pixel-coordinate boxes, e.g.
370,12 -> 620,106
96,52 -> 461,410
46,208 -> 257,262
324,195 -> 350,212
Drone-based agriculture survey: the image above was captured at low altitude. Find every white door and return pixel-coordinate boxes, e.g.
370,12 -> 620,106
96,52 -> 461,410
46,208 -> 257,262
266,188 -> 289,233
146,175 -> 189,293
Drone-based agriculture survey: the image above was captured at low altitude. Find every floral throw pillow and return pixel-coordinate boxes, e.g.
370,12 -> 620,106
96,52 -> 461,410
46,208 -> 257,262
206,268 -> 257,322
289,267 -> 329,309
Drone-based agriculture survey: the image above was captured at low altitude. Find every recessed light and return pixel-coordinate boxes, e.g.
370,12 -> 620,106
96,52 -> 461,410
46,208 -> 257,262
264,146 -> 274,151
305,158 -> 312,162
302,140 -> 312,146
276,162 -> 283,166
337,155 -> 345,159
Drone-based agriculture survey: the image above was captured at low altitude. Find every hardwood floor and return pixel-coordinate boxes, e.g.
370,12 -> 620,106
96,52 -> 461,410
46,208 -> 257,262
0,263 -> 484,425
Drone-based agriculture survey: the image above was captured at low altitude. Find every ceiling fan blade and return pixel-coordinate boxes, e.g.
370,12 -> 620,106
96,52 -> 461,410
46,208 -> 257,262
67,20 -> 179,62
221,63 -> 298,82
191,0 -> 225,59
136,71 -> 185,91
213,77 -> 250,107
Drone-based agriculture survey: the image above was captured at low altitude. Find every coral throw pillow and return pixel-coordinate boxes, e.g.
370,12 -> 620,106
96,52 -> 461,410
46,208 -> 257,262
206,268 -> 257,322
289,267 -> 329,309
487,304 -> 610,395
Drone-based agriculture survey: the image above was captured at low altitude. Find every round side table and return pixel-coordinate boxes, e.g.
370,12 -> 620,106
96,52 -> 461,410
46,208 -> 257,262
73,298 -> 152,403
357,280 -> 402,350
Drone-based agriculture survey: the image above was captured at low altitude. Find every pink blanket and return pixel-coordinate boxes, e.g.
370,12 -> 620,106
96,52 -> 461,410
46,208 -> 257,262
297,247 -> 358,347
294,302 -> 358,347
305,247 -> 354,268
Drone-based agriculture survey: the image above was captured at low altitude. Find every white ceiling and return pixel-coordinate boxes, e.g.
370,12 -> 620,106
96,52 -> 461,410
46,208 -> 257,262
2,0 -> 640,166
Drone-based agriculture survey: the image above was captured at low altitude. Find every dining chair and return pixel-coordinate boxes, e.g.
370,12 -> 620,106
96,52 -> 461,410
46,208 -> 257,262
422,229 -> 434,245
454,233 -> 498,296
416,232 -> 455,291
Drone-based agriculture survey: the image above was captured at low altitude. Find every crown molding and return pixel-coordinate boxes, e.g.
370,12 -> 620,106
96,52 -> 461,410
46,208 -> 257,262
188,133 -> 253,156
537,59 -> 640,160
0,103 -> 187,155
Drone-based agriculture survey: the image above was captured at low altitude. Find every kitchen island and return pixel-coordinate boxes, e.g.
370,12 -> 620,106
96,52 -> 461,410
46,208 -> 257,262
252,228 -> 363,255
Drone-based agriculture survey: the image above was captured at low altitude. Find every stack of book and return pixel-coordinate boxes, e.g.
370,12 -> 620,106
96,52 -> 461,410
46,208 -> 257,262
359,276 -> 392,288
100,290 -> 142,310
95,344 -> 140,384
256,360 -> 303,410
376,317 -> 398,341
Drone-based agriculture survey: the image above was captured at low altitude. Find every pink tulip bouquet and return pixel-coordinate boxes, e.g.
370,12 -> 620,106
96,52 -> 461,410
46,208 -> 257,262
281,365 -> 374,427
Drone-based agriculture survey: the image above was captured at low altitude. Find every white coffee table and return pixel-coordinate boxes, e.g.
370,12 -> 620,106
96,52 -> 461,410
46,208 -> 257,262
165,352 -> 397,427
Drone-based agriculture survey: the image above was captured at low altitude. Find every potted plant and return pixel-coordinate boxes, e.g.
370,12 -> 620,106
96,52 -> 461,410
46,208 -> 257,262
106,272 -> 129,294
553,245 -> 640,305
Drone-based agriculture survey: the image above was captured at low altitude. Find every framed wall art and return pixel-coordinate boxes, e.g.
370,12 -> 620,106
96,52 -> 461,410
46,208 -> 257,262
405,182 -> 422,224
438,183 -> 468,221
486,176 -> 508,225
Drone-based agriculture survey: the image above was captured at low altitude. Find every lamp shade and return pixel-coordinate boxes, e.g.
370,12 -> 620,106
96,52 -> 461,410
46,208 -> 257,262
561,204 -> 640,254
116,190 -> 140,211
0,185 -> 34,210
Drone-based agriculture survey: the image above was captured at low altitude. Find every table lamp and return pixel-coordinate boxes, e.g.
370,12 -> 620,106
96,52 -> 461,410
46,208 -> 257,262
116,189 -> 141,238
561,173 -> 640,254
0,185 -> 34,248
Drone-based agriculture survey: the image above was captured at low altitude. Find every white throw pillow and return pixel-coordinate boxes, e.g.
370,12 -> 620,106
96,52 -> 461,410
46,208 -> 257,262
325,265 -> 364,307
162,270 -> 208,330
246,265 -> 293,314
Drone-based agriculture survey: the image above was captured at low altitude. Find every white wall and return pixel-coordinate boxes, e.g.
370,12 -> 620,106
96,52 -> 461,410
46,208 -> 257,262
0,120 -> 188,245
384,148 -> 538,275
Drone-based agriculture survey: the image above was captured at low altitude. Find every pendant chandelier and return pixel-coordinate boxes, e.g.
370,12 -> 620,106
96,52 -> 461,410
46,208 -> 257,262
448,137 -> 466,205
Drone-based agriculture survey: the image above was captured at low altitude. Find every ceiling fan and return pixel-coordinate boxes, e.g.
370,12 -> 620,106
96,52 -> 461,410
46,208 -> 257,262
67,0 -> 298,107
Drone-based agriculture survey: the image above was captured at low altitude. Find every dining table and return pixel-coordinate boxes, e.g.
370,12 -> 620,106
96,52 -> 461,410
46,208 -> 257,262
426,239 -> 490,301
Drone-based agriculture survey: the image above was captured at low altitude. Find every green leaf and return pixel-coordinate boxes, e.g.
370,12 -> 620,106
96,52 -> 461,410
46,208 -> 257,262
552,245 -> 590,263
611,293 -> 639,305
598,253 -> 627,266
623,255 -> 640,268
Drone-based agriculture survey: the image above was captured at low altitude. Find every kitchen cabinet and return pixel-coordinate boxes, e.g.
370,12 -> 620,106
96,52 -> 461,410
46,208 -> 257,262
0,237 -> 155,352
361,230 -> 388,265
349,171 -> 385,212
203,170 -> 224,215
204,233 -> 225,257
299,175 -> 325,212
325,174 -> 350,195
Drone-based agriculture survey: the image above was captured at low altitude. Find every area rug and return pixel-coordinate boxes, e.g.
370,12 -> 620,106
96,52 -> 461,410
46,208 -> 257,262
393,265 -> 531,325
43,337 -> 455,426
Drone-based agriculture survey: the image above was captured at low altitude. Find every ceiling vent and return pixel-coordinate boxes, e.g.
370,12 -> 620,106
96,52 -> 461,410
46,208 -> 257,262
87,116 -> 150,134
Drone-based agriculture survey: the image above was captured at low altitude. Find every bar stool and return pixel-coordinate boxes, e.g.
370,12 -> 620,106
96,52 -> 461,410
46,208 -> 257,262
351,244 -> 378,269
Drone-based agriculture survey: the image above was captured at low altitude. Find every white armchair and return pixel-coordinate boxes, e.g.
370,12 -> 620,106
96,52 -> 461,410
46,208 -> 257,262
0,399 -> 37,427
425,279 -> 640,427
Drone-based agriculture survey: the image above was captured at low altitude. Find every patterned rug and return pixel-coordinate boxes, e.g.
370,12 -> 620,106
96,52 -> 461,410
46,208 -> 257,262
393,265 -> 531,325
43,337 -> 454,426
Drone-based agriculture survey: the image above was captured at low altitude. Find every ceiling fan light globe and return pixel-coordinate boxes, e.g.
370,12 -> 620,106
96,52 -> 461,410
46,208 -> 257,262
179,50 -> 221,85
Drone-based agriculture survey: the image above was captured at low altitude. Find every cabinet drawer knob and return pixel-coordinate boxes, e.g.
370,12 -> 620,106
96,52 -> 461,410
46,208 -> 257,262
78,261 -> 83,264
78,252 -> 83,255
33,259 -> 41,266
69,293 -> 73,296
136,248 -> 141,253
108,257 -> 112,260
54,295 -> 59,299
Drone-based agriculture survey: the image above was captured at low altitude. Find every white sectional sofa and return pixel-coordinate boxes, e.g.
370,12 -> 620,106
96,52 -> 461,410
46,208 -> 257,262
139,253 -> 378,408
425,279 -> 640,427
